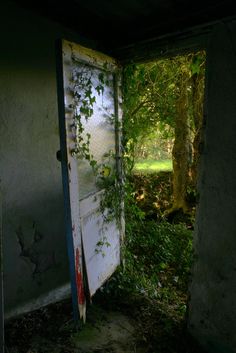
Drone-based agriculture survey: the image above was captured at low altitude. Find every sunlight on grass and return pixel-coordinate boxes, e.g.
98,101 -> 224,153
134,159 -> 172,172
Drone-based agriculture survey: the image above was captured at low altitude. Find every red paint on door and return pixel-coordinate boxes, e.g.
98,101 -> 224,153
75,247 -> 85,305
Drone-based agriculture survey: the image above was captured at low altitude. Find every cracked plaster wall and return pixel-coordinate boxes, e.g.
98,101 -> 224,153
0,1 -> 96,317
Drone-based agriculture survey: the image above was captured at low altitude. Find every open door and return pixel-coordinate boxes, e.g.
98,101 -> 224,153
56,40 -> 124,321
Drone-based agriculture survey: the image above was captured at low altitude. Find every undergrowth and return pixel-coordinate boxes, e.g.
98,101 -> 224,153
96,172 -> 194,319
92,171 -> 200,352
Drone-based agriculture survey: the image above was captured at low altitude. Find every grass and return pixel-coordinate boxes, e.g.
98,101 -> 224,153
134,159 -> 172,172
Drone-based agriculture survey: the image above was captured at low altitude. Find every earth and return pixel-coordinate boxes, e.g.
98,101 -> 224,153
5,296 -> 144,353
5,291 -> 205,353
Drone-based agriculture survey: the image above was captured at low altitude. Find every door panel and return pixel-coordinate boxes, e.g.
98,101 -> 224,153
57,40 -> 123,321
80,191 -> 120,297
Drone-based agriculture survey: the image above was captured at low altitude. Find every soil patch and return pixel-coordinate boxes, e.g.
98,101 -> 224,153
5,298 -> 141,353
5,293 -> 205,353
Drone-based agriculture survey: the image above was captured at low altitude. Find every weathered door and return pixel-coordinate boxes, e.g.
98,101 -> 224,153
57,40 -> 123,321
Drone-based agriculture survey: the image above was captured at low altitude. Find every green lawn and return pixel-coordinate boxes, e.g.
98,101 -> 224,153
134,159 -> 172,172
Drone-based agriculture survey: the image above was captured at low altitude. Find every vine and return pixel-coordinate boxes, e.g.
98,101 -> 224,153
70,58 -> 123,255
70,61 -> 100,172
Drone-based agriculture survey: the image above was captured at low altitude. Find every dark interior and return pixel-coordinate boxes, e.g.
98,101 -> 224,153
13,0 -> 236,50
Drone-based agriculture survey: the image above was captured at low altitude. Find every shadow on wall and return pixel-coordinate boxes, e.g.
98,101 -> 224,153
3,190 -> 70,316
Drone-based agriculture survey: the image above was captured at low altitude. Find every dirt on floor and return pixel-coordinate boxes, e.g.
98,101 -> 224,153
5,292 -> 205,353
5,297 -> 142,353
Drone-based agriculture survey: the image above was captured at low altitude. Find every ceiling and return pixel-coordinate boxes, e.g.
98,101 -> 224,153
14,0 -> 236,50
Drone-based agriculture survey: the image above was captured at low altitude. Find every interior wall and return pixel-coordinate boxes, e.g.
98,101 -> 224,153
189,21 -> 236,353
0,0 -> 97,318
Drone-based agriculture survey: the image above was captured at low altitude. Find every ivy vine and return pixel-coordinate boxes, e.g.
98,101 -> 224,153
70,58 -> 123,255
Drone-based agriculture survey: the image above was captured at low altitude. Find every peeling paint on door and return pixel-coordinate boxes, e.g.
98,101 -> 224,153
56,39 -> 124,321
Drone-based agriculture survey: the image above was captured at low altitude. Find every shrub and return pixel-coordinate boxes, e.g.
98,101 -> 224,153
102,216 -> 193,302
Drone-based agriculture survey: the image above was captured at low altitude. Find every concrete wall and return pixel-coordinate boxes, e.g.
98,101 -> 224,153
189,21 -> 236,353
0,1 -> 96,318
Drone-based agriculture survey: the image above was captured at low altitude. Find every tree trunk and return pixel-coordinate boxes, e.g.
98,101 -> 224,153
170,72 -> 190,213
190,73 -> 204,187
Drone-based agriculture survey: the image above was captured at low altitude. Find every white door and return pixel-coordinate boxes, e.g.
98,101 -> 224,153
57,40 -> 124,321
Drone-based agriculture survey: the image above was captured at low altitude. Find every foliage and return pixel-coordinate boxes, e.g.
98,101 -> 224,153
123,59 -> 177,171
123,52 -> 206,211
100,171 -> 193,312
70,60 -> 99,170
132,171 -> 173,220
104,221 -> 192,296
96,156 -> 123,226
134,128 -> 173,160
122,54 -> 197,151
